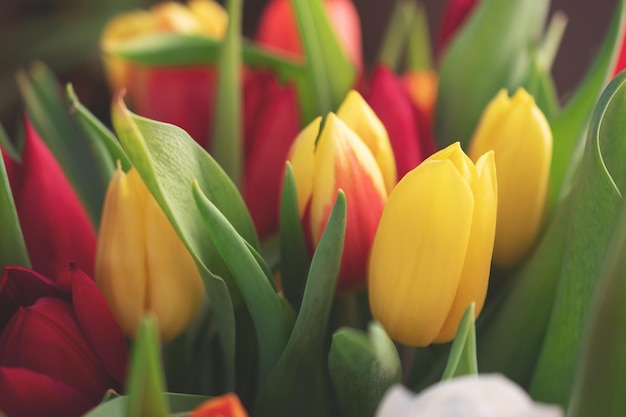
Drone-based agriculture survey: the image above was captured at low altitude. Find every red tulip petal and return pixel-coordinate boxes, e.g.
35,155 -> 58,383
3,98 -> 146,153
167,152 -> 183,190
56,265 -> 128,387
2,118 -> 96,278
244,78 -> 300,238
0,298 -> 116,404
0,367 -> 93,417
437,0 -> 480,56
127,65 -> 217,149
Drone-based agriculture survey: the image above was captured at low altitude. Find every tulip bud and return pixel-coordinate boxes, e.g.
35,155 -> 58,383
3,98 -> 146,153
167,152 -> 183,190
2,118 -> 96,278
256,0 -> 363,70
469,88 -> 552,267
95,166 -> 204,342
101,0 -> 227,148
288,96 -> 392,291
368,143 -> 497,346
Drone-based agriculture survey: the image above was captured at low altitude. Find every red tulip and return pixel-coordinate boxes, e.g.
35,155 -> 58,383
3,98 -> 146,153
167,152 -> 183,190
255,0 -> 363,70
243,71 -> 301,239
2,118 -> 96,278
437,0 -> 479,57
363,66 -> 436,180
0,265 -> 128,417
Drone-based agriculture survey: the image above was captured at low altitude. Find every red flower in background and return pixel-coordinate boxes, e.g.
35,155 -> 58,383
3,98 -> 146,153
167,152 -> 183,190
2,118 -> 96,278
363,66 -> 436,180
256,0 -> 363,70
0,265 -> 128,417
243,71 -> 300,239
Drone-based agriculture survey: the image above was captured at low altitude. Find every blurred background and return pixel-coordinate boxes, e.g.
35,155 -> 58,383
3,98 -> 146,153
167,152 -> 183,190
0,0 -> 617,133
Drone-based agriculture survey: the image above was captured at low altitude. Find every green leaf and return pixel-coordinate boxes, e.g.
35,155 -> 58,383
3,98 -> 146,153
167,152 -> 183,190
211,0 -> 243,187
406,2 -> 432,71
254,191 -> 347,417
441,303 -> 477,380
568,198 -> 626,417
67,84 -> 131,173
112,97 -> 263,391
84,393 -> 210,417
0,153 -> 31,268
530,66 -> 626,408
16,61 -> 106,225
125,315 -> 169,417
548,0 -> 625,208
291,0 -> 356,123
279,163 -> 310,311
105,34 -> 304,83
377,0 -> 417,72
192,181 -> 291,384
524,58 -> 561,121
328,322 -> 401,417
434,0 -> 550,148
0,123 -> 20,161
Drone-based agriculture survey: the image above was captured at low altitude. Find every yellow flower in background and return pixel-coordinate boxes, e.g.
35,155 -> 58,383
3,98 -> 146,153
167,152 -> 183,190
288,93 -> 394,291
95,166 -> 204,342
368,143 -> 497,347
469,88 -> 552,267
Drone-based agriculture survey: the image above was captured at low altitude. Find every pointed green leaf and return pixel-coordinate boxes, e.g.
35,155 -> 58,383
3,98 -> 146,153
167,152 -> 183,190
279,163 -> 310,310
211,0 -> 242,186
441,303 -> 477,380
377,0 -> 416,72
0,124 -> 20,161
125,315 -> 169,417
530,66 -> 626,408
0,153 -> 31,268
407,2 -> 432,71
329,322 -> 401,417
291,0 -> 356,122
548,0 -> 625,208
254,191 -> 346,417
192,181 -> 291,384
105,34 -> 304,82
67,84 -> 131,173
16,62 -> 105,225
568,198 -> 626,417
434,0 -> 550,148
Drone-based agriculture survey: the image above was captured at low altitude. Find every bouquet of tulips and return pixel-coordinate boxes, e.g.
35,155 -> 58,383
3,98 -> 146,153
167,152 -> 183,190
2,0 -> 626,415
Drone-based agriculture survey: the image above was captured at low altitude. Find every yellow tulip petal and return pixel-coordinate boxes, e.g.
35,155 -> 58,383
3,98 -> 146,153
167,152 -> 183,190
188,0 -> 228,38
95,166 -> 148,338
288,116 -> 323,216
369,158 -> 475,347
151,2 -> 203,33
144,190 -> 205,342
309,113 -> 387,244
468,89 -> 511,157
435,151 -> 497,342
337,90 -> 397,192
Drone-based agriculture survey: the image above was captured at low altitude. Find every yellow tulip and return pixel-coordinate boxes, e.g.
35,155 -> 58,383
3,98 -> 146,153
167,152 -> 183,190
95,166 -> 204,342
288,94 -> 393,291
368,143 -> 497,346
469,88 -> 552,267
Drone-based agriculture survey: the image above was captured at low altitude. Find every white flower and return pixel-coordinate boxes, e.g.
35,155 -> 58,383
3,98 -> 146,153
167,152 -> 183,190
375,374 -> 563,417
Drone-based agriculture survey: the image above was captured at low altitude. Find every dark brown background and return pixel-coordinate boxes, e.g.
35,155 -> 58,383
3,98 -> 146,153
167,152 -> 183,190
0,0 -> 618,130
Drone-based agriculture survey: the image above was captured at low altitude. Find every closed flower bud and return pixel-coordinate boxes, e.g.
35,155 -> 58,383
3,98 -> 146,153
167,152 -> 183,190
95,166 -> 204,342
369,143 -> 497,346
189,393 -> 249,417
469,88 -> 552,267
289,102 -> 391,291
